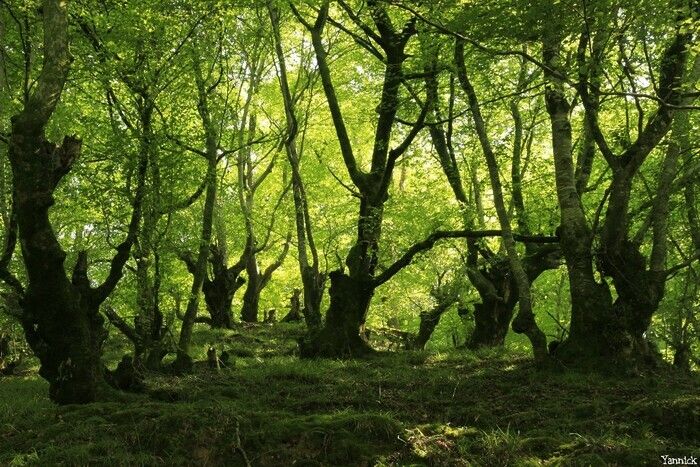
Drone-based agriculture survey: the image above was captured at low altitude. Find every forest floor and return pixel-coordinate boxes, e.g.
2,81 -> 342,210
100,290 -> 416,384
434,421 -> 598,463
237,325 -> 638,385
0,323 -> 698,466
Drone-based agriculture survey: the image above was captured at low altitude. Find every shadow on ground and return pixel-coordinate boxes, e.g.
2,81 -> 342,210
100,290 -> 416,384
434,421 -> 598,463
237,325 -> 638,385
1,323 -> 698,465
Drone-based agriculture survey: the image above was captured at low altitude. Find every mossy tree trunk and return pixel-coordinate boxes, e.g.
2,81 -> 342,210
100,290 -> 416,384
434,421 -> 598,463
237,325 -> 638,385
299,270 -> 375,357
5,0 -> 145,404
466,259 -> 518,348
269,4 -> 326,329
130,97 -> 168,370
542,14 -> 696,366
77,19 -> 211,371
294,1 -> 428,357
466,246 -> 560,349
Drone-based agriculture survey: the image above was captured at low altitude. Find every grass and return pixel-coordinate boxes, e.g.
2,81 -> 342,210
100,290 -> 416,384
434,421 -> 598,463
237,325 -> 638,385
0,323 -> 698,466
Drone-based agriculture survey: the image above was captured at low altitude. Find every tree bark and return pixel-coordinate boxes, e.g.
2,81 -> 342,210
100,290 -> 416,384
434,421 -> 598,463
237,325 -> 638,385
240,242 -> 261,323
174,51 -> 220,372
455,39 -> 548,363
6,0 -> 144,403
269,4 -> 326,329
466,259 -> 518,348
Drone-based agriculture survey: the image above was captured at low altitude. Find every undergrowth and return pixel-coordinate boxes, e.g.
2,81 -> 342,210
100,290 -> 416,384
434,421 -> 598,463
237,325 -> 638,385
0,323 -> 698,466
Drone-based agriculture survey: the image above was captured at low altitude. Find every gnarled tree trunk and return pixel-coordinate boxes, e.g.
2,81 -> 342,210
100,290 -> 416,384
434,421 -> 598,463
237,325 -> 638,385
543,15 -> 695,367
7,0 -> 143,403
299,270 -> 374,357
202,245 -> 246,328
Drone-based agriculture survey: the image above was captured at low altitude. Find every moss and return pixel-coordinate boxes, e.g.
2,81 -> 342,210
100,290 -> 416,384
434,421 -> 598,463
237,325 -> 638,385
0,323 -> 698,465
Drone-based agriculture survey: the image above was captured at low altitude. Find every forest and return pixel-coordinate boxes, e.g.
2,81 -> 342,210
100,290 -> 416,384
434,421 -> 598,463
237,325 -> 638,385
0,0 -> 698,464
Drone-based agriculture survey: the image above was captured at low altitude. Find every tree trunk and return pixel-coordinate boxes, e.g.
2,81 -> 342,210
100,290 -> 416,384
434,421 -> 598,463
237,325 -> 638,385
467,269 -> 518,348
240,230 -> 291,323
269,4 -> 326,329
201,247 -> 245,328
467,245 -> 560,348
293,2 -> 422,358
174,51 -> 220,372
300,265 -> 325,328
6,0 -> 110,404
21,278 -> 106,403
412,301 -> 454,351
11,127 -> 108,403
240,256 -> 261,323
543,21 -> 693,367
281,288 -> 303,322
299,270 -> 374,358
469,299 -> 515,348
455,38 -> 548,363
183,245 -> 246,329
542,50 -> 617,363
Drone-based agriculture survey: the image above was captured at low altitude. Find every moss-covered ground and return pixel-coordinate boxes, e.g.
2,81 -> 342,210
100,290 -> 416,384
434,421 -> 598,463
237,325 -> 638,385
1,323 -> 698,466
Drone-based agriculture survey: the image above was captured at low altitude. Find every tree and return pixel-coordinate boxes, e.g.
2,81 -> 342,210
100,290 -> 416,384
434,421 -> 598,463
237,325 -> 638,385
542,1 -> 699,366
77,4 -> 207,369
3,0 -> 145,403
269,3 -> 326,328
424,35 -> 560,352
292,1 -> 429,357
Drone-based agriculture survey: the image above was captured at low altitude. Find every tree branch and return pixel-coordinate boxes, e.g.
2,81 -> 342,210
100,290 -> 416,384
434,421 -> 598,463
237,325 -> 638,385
0,199 -> 24,296
373,229 -> 558,287
294,1 -> 365,188
92,129 -> 149,304
103,306 -> 139,345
